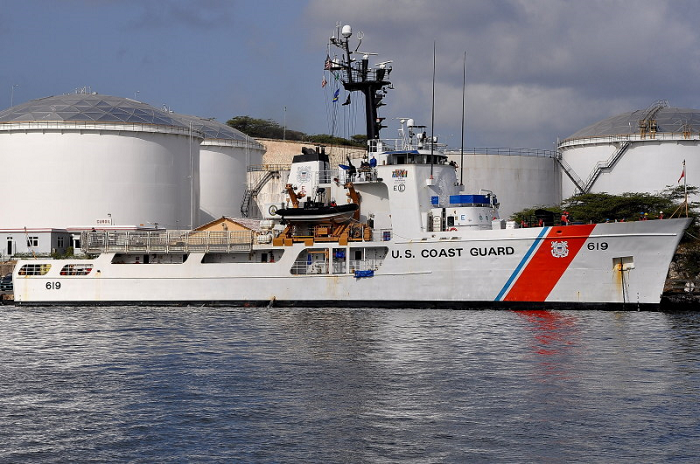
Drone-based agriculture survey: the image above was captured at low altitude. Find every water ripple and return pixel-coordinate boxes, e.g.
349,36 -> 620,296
0,307 -> 698,462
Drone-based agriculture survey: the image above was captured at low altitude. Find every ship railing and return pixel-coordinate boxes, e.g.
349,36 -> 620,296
335,167 -> 379,184
82,230 -> 254,254
290,257 -> 383,275
375,229 -> 392,242
314,169 -> 334,184
349,258 -> 382,272
444,147 -> 558,158
380,137 -> 448,153
344,67 -> 388,85
297,167 -> 377,186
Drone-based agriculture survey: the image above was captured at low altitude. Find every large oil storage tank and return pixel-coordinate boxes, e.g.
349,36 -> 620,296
446,149 -> 561,219
0,92 -> 204,230
558,101 -> 699,199
171,113 -> 265,224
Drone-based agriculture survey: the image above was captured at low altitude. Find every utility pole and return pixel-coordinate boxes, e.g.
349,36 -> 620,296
10,84 -> 18,107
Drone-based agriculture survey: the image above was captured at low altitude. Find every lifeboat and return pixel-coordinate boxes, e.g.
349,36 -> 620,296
275,202 -> 359,224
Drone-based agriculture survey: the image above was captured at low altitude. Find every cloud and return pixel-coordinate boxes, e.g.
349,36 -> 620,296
127,0 -> 237,30
303,0 -> 700,148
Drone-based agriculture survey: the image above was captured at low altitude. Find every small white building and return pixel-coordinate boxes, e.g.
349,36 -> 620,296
0,228 -> 71,260
0,224 -> 161,260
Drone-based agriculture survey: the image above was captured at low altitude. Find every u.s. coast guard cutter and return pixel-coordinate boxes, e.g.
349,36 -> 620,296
12,24 -> 691,309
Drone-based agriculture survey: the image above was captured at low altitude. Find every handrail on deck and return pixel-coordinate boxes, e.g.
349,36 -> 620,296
82,230 -> 254,254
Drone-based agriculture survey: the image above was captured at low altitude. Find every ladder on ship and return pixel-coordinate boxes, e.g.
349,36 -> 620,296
240,169 -> 278,217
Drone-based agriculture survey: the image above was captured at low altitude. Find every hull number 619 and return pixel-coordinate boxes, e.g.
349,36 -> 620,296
587,242 -> 608,251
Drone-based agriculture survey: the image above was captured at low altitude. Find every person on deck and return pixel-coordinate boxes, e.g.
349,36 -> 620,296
560,211 -> 569,226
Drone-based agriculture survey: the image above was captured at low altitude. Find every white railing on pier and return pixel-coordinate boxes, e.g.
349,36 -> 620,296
82,230 -> 254,254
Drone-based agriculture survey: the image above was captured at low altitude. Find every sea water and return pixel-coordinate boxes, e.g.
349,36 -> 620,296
0,307 -> 698,463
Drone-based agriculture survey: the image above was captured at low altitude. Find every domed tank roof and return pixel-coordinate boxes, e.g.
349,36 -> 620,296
566,102 -> 700,140
0,92 -> 187,128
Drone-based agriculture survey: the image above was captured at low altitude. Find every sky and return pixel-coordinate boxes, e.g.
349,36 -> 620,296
2,0 -> 700,151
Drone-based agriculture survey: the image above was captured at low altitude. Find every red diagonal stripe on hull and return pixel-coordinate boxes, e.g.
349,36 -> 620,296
504,224 -> 596,302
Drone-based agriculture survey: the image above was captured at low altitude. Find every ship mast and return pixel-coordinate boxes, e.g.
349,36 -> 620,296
328,24 -> 392,141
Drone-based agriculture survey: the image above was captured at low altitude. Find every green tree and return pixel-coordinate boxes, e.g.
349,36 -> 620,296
307,133 -> 365,147
510,189 -> 697,225
351,134 -> 368,146
226,116 -> 278,138
226,116 -> 364,146
226,116 -> 304,140
509,206 -> 558,226
562,192 -> 675,223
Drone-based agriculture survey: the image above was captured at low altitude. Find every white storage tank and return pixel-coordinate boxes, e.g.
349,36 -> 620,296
172,113 -> 265,224
0,92 -> 204,229
447,149 -> 561,219
558,101 -> 700,199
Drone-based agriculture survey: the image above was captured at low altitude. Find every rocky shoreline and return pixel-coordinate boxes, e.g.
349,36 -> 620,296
660,291 -> 700,309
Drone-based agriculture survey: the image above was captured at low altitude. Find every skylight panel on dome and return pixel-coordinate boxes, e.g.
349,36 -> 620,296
94,100 -> 114,109
108,108 -> 131,121
95,113 -> 120,122
64,114 -> 91,121
81,110 -> 108,121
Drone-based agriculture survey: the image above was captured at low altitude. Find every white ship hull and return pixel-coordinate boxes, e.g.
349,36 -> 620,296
9,25 -> 691,309
12,219 -> 689,309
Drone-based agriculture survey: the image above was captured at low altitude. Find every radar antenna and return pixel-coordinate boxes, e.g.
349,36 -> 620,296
327,24 -> 392,141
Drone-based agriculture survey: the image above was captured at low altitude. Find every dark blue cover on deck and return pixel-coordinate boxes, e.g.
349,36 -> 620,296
449,195 -> 489,205
354,270 -> 375,278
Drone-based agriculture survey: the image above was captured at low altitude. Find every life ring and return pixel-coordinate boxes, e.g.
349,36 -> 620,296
684,281 -> 695,293
268,205 -> 278,216
448,227 -> 458,231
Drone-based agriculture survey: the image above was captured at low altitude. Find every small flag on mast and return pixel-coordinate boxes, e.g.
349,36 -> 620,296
678,160 -> 686,183
321,75 -> 327,88
332,89 -> 340,102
